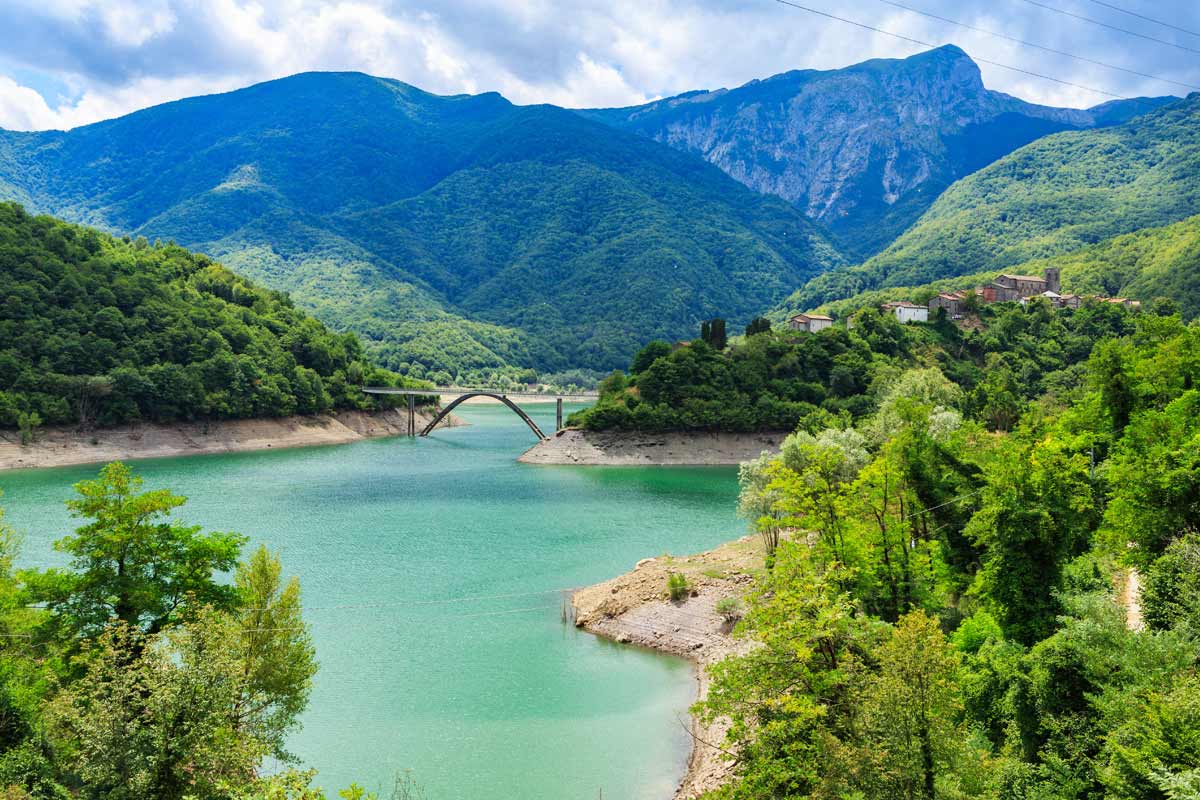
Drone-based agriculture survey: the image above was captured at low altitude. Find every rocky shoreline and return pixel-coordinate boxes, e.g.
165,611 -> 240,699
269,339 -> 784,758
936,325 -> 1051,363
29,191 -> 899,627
520,429 -> 786,466
571,535 -> 766,799
0,407 -> 462,471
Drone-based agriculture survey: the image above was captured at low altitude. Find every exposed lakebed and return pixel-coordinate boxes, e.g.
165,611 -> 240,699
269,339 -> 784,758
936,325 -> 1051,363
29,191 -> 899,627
0,403 -> 741,799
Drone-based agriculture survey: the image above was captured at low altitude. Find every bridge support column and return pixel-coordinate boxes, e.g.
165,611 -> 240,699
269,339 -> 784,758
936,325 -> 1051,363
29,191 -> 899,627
407,394 -> 415,436
556,397 -> 563,432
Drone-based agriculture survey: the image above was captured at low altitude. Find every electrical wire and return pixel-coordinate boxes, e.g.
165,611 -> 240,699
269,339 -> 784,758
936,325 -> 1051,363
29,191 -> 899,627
1013,0 -> 1200,55
773,0 -> 1127,97
875,0 -> 1199,91
1081,0 -> 1200,39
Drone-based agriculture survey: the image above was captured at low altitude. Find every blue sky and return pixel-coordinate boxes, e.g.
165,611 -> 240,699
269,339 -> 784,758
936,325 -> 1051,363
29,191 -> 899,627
0,0 -> 1197,130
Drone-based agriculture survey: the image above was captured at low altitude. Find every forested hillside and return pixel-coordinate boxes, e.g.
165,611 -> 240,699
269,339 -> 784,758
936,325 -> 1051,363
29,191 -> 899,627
574,299 -> 1141,435
0,71 -> 843,377
784,214 -> 1200,323
585,45 -> 1171,259
0,203 -> 414,431
697,314 -> 1200,800
792,93 -> 1200,308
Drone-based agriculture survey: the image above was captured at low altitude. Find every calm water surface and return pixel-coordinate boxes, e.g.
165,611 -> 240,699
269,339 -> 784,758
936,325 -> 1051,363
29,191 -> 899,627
0,403 -> 742,799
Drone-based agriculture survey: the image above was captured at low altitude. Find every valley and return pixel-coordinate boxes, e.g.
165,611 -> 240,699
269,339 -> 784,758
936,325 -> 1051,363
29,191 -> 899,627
1,24 -> 1199,800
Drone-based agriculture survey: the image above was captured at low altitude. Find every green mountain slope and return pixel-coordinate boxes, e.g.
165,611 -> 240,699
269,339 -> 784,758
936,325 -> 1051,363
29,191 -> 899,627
0,72 -> 844,376
584,46 -> 1173,259
0,203 -> 416,430
783,214 -> 1200,322
790,94 -> 1200,308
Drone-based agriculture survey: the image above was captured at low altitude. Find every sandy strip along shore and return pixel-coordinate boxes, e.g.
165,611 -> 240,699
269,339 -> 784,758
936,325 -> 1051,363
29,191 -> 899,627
0,407 -> 463,471
572,535 -> 767,798
520,429 -> 786,466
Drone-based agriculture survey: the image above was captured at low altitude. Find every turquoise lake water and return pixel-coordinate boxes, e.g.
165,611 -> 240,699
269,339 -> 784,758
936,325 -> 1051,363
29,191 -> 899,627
0,403 -> 743,799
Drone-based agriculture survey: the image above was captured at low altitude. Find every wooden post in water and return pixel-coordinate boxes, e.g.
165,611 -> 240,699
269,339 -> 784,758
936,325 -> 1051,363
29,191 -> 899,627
556,397 -> 563,432
407,393 -> 415,436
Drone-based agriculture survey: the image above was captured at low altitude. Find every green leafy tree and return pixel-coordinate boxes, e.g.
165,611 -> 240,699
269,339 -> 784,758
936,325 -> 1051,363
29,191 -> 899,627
22,463 -> 245,636
233,546 -> 316,760
744,317 -> 772,337
1103,390 -> 1200,567
629,341 -> 673,375
860,611 -> 970,800
965,435 -> 1097,644
46,613 -> 264,800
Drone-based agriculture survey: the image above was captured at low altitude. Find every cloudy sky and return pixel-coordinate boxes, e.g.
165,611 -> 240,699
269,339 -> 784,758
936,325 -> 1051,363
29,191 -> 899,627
1,0 -> 1197,130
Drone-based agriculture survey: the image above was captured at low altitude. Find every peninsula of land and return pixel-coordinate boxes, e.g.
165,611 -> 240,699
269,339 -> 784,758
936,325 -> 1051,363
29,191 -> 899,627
519,429 -> 785,466
572,535 -> 766,799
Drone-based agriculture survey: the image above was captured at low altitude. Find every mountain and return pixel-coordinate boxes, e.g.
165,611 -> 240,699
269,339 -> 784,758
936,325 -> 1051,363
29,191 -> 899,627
787,93 -> 1200,309
583,46 -> 1174,259
0,202 -> 416,430
0,71 -> 844,376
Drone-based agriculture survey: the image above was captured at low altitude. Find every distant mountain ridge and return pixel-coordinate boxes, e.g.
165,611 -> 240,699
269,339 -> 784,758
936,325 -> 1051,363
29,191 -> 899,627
583,46 -> 1174,257
0,71 -> 843,375
0,52 -> 1179,378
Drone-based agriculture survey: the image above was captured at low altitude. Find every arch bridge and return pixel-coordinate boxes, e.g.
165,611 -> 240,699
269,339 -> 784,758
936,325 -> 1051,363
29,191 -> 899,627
360,387 -> 598,441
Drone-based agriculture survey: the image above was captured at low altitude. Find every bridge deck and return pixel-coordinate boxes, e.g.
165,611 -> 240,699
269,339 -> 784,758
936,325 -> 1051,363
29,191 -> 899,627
362,387 -> 598,400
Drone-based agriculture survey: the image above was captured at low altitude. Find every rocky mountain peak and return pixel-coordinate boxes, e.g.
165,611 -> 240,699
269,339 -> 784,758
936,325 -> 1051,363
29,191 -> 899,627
583,47 -> 1174,258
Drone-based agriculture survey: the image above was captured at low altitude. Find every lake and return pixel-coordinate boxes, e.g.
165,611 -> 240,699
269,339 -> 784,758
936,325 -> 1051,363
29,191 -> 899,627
0,403 -> 743,799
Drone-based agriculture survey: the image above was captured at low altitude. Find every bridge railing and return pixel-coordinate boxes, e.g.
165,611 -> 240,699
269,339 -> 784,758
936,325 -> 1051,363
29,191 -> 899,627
361,386 -> 599,400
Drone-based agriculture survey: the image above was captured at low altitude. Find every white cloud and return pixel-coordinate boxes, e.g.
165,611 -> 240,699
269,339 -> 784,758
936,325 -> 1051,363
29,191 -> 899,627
0,75 -> 61,130
0,0 -> 1196,130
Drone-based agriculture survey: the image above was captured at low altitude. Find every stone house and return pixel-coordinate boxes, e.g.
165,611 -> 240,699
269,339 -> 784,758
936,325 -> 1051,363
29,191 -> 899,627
928,291 -> 969,317
788,313 -> 834,333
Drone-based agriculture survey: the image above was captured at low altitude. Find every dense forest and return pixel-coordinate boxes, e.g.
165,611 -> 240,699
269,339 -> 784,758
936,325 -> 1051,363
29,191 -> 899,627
697,311 -> 1200,800
792,93 -> 1200,309
0,204 -> 421,434
571,298 -> 1142,434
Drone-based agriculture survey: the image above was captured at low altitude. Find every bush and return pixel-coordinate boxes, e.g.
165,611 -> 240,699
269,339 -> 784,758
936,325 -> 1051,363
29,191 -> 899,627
715,597 -> 743,625
667,572 -> 690,601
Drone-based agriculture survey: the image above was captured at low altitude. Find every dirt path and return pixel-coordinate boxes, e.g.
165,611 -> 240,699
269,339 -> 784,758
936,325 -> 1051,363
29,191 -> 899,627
572,536 -> 767,798
1122,567 -> 1145,632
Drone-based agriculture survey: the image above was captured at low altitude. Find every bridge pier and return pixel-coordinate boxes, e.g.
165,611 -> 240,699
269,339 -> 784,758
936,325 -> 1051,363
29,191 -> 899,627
556,397 -> 563,432
407,394 -> 415,436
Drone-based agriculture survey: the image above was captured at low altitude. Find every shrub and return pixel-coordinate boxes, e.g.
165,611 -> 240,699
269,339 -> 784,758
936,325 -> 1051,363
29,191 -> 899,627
667,572 -> 690,601
715,597 -> 743,625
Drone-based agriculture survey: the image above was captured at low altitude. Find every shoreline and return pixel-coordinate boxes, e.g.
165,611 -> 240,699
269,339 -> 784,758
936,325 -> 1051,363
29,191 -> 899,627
520,429 -> 786,466
0,407 -> 463,471
571,535 -> 765,799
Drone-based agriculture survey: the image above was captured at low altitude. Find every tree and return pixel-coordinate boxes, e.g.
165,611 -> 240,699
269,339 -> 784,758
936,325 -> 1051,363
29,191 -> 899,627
46,613 -> 264,800
629,340 -> 672,375
861,611 -> 966,800
22,462 -> 245,636
1103,674 -> 1200,800
965,435 -> 1097,645
233,546 -> 317,759
698,543 -> 886,799
1102,390 -> 1200,568
710,318 -> 728,350
744,317 -> 772,337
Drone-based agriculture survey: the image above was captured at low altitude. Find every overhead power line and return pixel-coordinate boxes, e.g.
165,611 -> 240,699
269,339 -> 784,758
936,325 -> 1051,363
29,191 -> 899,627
1014,0 -> 1200,55
773,0 -> 1127,98
1082,0 -> 1200,39
876,0 -> 1200,92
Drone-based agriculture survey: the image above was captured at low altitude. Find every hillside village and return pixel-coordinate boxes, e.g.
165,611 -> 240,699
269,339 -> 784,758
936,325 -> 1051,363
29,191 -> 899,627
789,266 -> 1144,331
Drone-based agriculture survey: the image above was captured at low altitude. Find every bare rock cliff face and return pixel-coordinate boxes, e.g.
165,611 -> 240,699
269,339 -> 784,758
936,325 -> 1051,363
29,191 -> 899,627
584,46 -> 1172,257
